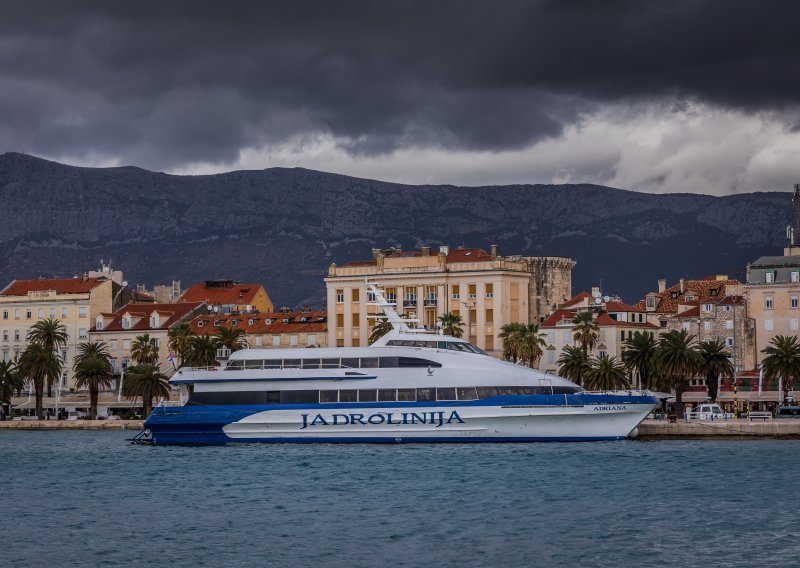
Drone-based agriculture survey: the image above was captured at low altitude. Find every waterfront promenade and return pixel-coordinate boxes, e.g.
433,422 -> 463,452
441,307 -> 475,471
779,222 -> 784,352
0,419 -> 144,430
636,418 -> 800,439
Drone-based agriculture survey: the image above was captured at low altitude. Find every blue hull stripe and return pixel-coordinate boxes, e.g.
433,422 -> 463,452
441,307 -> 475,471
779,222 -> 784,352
148,434 -> 627,445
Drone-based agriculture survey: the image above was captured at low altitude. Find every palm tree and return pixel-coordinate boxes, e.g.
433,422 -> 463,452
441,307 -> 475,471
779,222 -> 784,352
131,333 -> 159,366
584,353 -> 630,391
621,332 -> 658,390
122,364 -> 170,417
499,322 -> 527,362
18,344 -> 62,419
572,311 -> 599,355
698,340 -> 734,402
655,329 -> 702,416
0,360 -> 24,417
438,312 -> 464,338
183,334 -> 221,368
214,326 -> 249,352
369,319 -> 394,344
557,345 -> 591,387
517,323 -> 548,368
761,335 -> 800,402
167,322 -> 195,367
27,318 -> 68,397
73,341 -> 113,420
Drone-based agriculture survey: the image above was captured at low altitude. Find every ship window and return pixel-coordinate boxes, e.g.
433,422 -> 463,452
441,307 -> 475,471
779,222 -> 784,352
302,359 -> 321,369
283,359 -> 301,369
340,358 -> 359,369
319,390 -> 338,403
245,360 -> 264,369
477,387 -> 500,399
397,388 -> 416,402
339,390 -> 358,402
225,361 -> 244,370
322,358 -> 340,369
378,389 -> 396,402
416,388 -> 435,401
264,359 -> 282,369
358,389 -> 377,402
280,390 -> 319,404
436,387 -> 457,401
360,357 -> 379,368
266,391 -> 280,404
498,387 -> 523,395
457,387 -> 478,400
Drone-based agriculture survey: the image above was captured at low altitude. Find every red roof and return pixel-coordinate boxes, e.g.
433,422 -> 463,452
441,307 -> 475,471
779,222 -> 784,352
561,291 -> 592,308
92,302 -> 204,332
179,282 -> 263,306
540,309 -> 577,327
1,277 -> 107,296
605,300 -> 644,312
632,278 -> 741,314
344,247 -> 494,267
190,310 -> 327,335
540,309 -> 657,329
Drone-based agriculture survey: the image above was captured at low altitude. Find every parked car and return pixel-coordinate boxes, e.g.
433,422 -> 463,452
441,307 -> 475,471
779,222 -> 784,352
688,403 -> 726,420
776,406 -> 800,419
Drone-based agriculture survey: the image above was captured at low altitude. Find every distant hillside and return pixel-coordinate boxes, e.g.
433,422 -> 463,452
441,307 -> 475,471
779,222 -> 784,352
0,152 -> 792,306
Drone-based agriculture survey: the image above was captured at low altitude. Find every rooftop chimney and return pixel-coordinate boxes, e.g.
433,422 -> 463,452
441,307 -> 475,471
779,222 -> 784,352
421,246 -> 431,256
439,245 -> 449,255
491,244 -> 498,258
679,278 -> 685,294
658,279 -> 666,293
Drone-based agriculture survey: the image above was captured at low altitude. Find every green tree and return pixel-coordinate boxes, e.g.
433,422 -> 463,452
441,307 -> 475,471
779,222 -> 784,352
18,344 -> 62,419
122,364 -> 170,418
183,334 -> 221,368
584,353 -> 630,391
517,323 -> 548,368
73,341 -> 113,420
438,312 -> 464,338
572,311 -> 599,355
621,332 -> 658,390
698,340 -> 734,402
655,329 -> 702,416
131,333 -> 159,366
214,326 -> 249,352
369,319 -> 394,344
27,318 -> 68,397
0,360 -> 24,417
499,322 -> 527,362
557,345 -> 591,387
167,322 -> 195,367
761,335 -> 800,401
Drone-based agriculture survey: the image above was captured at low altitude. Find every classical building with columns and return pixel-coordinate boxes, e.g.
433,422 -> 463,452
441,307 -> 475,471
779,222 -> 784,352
324,245 -> 575,355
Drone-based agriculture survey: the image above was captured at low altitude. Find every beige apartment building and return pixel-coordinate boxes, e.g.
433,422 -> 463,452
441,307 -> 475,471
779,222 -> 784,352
324,245 -> 575,354
90,302 -> 205,377
0,276 -> 134,389
537,290 -> 658,374
744,254 -> 800,367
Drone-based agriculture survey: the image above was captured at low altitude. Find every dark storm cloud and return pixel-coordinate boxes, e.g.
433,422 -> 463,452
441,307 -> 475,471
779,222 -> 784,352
1,0 -> 799,169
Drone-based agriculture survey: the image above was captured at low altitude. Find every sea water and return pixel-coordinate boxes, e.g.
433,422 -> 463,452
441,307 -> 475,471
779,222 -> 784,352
2,431 -> 798,567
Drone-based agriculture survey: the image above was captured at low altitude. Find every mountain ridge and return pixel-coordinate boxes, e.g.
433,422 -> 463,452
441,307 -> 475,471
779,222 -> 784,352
0,152 -> 792,306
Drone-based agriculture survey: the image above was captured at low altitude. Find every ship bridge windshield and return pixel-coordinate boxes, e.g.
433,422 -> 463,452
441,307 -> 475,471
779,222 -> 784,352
385,339 -> 487,355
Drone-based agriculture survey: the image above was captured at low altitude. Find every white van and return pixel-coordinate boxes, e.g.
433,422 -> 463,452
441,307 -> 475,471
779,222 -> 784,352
688,403 -> 726,420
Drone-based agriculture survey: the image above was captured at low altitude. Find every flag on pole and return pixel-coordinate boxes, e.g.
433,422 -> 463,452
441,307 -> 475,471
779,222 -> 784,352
167,352 -> 177,370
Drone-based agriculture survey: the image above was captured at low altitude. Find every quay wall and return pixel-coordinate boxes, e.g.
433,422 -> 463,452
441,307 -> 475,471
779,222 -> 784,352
635,419 -> 800,439
0,420 -> 144,430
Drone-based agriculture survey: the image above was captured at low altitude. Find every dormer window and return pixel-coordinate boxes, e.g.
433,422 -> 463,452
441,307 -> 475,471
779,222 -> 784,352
230,319 -> 238,326
265,318 -> 273,325
122,316 -> 131,330
198,321 -> 205,328
671,292 -> 678,299
150,315 -> 159,328
248,319 -> 254,325
95,316 -> 103,330
282,318 -> 290,323
300,316 -> 308,322
213,319 -> 221,326
646,297 -> 655,308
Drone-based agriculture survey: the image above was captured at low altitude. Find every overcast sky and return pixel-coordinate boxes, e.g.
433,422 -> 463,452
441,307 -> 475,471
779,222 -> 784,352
2,1 -> 800,195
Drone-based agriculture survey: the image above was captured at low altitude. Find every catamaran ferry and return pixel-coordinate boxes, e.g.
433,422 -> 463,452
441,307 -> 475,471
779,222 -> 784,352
142,284 -> 658,444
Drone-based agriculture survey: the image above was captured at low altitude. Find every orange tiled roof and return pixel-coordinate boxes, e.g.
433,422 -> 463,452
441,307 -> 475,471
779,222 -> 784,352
632,278 -> 741,314
190,310 -> 327,335
92,302 -> 204,332
605,300 -> 644,312
179,282 -> 263,305
540,309 -> 657,329
1,277 -> 107,296
561,291 -> 592,308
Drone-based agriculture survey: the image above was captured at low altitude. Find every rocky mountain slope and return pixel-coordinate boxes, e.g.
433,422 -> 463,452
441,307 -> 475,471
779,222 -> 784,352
0,152 -> 792,306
